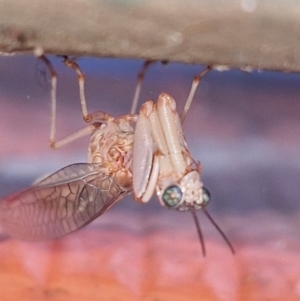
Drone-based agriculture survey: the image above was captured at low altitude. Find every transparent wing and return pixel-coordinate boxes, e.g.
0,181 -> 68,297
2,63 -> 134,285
0,163 -> 132,241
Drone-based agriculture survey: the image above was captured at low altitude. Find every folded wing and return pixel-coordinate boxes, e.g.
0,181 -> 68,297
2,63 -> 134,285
0,163 -> 131,241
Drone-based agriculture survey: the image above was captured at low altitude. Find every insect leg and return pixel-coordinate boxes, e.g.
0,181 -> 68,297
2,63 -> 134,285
39,56 -> 100,149
62,57 -> 118,126
180,65 -> 211,123
38,55 -> 58,147
51,124 -> 96,149
130,60 -> 155,115
62,56 -> 90,122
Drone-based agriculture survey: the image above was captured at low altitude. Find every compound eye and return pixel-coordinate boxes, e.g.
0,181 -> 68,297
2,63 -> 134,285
162,185 -> 183,208
202,187 -> 211,206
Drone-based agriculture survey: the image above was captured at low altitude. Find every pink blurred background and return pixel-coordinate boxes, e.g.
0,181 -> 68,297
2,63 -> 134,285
0,56 -> 300,300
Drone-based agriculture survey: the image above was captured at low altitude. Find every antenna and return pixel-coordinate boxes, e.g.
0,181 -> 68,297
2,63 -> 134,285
203,208 -> 235,254
190,209 -> 206,257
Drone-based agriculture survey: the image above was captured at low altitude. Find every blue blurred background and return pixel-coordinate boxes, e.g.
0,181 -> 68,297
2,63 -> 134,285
1,55 -> 300,246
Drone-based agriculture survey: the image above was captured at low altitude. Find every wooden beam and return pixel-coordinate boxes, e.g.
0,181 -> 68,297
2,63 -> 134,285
0,0 -> 300,71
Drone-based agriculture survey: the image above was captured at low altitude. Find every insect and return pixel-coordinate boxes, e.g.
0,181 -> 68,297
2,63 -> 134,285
0,57 -> 234,256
